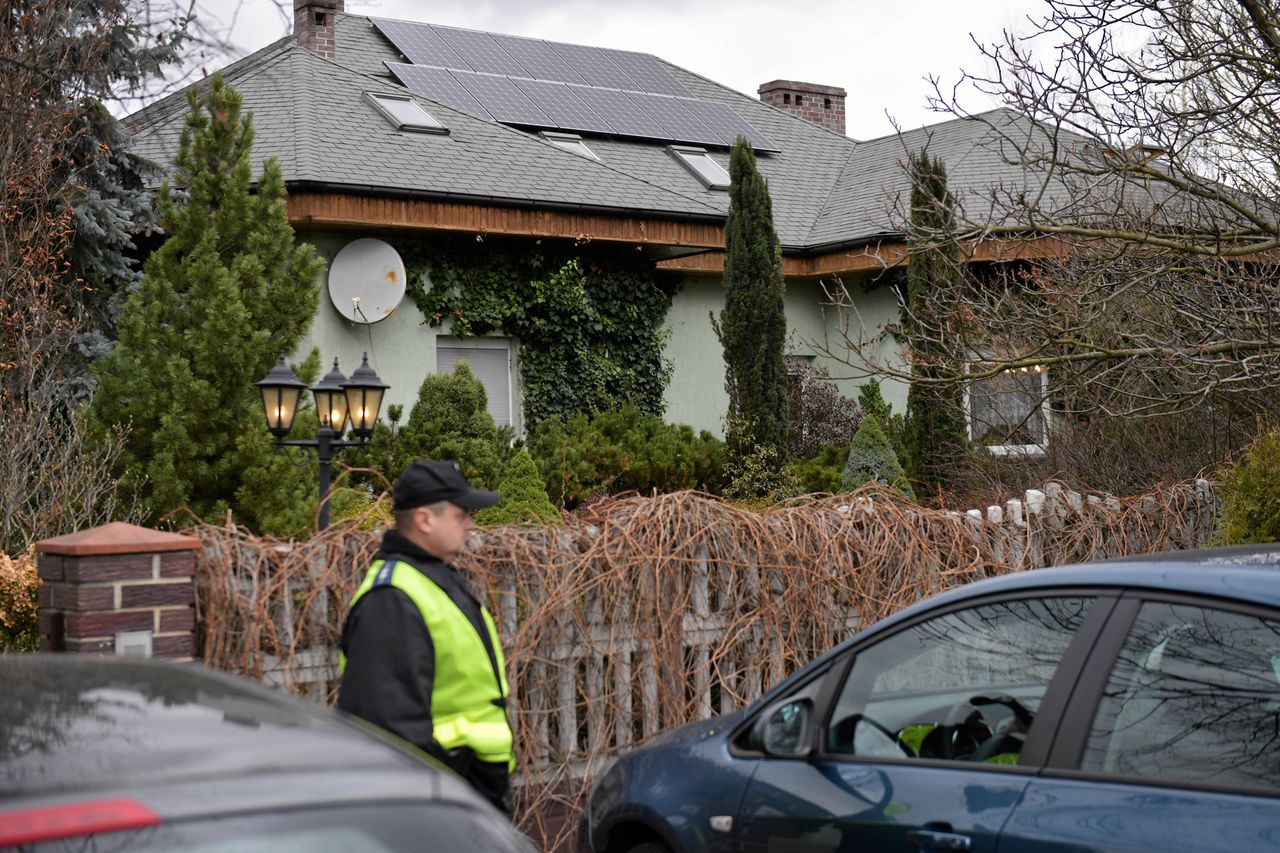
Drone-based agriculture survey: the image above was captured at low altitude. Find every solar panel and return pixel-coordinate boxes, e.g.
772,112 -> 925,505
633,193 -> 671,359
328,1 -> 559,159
491,35 -> 586,85
453,71 -> 551,126
600,49 -> 689,97
627,93 -> 719,146
547,42 -> 637,90
385,63 -> 492,119
514,79 -> 614,134
572,86 -> 671,139
372,18 -> 470,69
690,100 -> 781,152
433,26 -> 529,77
374,20 -> 783,152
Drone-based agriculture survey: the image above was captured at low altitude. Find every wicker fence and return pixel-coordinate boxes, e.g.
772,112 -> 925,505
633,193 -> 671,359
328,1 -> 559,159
189,479 -> 1216,848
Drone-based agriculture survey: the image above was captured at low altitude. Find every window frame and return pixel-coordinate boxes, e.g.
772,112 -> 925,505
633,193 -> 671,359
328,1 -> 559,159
669,145 -> 731,190
726,588 -> 1116,770
963,361 -> 1051,457
1045,590 -> 1280,799
365,92 -> 449,134
434,335 -> 516,431
538,130 -> 600,161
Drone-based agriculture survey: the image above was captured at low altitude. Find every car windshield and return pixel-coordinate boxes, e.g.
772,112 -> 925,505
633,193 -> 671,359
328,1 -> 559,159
20,802 -> 529,853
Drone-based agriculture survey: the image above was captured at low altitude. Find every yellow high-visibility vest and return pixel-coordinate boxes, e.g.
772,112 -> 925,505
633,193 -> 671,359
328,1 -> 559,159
341,558 -> 514,769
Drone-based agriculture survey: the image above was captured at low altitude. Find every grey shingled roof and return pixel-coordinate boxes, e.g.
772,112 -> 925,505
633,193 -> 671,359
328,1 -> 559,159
808,109 -> 1078,248
129,13 -> 1065,251
129,35 -> 725,219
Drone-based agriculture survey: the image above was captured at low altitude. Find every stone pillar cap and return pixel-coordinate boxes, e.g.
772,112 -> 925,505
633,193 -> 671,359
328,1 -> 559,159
35,522 -> 201,557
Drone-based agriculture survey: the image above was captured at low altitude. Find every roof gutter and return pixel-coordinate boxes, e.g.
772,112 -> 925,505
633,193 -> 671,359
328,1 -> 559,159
284,179 -> 727,226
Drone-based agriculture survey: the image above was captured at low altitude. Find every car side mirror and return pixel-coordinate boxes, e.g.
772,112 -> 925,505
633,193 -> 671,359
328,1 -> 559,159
752,698 -> 814,758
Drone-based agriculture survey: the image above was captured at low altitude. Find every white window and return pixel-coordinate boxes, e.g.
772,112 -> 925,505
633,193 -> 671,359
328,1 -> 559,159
966,364 -> 1049,456
366,92 -> 448,134
669,145 -> 731,189
435,337 -> 514,428
539,131 -> 599,161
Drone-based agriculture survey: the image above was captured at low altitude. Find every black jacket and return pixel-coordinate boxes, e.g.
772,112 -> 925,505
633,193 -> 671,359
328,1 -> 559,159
337,530 -> 510,809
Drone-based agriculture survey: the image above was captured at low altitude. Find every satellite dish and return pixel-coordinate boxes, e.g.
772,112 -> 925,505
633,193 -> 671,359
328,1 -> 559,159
327,238 -> 407,324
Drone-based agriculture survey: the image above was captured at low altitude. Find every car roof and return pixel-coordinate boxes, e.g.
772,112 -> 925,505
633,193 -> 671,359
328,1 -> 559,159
0,655 -> 471,808
935,543 -> 1280,609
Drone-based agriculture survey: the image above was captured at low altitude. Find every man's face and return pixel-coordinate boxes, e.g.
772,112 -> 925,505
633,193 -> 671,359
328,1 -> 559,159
416,502 -> 475,560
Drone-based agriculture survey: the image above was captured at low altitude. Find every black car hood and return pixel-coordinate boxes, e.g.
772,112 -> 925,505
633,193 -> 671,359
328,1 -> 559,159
0,655 -> 429,798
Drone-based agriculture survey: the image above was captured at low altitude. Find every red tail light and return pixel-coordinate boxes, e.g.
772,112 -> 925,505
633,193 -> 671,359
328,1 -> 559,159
0,799 -> 161,846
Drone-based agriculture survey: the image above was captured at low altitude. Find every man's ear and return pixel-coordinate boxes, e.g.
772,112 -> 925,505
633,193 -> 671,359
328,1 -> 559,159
414,505 -> 435,533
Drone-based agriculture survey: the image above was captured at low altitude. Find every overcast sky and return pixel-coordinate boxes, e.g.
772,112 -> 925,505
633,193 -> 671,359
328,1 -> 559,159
203,0 -> 1048,141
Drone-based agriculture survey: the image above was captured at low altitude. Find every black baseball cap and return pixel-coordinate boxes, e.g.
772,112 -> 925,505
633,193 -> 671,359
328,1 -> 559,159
393,460 -> 501,511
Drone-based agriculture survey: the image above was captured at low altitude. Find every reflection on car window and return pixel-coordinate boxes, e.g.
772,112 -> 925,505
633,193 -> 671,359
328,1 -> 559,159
1081,601 -> 1280,791
826,597 -> 1092,766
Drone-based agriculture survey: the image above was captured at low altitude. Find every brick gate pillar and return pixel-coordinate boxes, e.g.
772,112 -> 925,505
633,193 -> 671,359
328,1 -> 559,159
35,522 -> 201,660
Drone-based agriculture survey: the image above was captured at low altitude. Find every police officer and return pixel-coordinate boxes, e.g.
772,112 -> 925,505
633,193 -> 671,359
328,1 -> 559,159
338,460 -> 514,812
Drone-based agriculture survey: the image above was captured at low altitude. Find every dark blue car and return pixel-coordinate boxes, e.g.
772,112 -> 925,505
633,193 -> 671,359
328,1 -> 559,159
581,545 -> 1280,852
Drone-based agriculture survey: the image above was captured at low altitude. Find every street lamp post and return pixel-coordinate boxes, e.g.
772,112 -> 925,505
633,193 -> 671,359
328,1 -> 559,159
255,352 -> 389,530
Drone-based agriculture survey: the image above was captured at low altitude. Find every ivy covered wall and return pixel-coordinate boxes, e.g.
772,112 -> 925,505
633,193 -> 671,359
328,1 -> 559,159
402,236 -> 674,429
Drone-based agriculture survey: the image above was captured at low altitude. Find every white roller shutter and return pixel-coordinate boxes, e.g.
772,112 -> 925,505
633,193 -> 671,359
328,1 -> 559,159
436,338 -> 513,428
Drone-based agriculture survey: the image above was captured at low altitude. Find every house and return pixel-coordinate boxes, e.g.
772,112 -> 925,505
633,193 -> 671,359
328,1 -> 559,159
127,0 -> 1054,451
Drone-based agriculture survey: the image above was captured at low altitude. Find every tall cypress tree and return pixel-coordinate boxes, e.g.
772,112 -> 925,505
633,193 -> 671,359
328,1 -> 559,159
90,74 -> 323,526
902,149 -> 968,495
715,137 -> 789,467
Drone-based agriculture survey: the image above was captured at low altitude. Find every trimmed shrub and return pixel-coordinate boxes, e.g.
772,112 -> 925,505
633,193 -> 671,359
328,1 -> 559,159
843,416 -> 916,500
858,380 -> 892,426
350,360 -> 509,491
789,443 -> 850,494
0,547 -> 39,652
329,488 -> 395,532
477,449 -> 561,527
722,443 -> 799,504
529,405 -> 725,508
1216,425 -> 1280,544
857,379 -> 909,471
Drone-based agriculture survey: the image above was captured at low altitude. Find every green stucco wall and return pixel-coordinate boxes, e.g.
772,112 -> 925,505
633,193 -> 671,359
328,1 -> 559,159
661,273 -> 908,438
296,233 -> 906,441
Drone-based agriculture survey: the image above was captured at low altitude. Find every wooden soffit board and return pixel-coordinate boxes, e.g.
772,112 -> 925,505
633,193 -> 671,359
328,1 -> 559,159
287,192 -> 1069,274
658,235 -> 1070,277
287,191 -> 726,250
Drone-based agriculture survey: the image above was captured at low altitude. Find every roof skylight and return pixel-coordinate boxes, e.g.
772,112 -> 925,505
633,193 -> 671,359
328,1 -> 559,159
367,93 -> 448,134
670,145 -> 730,190
540,131 -> 599,161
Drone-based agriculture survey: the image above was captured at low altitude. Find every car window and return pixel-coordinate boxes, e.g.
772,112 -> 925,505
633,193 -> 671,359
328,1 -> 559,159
1080,600 -> 1280,791
826,596 -> 1093,765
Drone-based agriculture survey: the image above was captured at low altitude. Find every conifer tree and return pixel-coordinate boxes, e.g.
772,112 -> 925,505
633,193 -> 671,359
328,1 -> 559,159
476,448 -> 560,527
842,415 -> 915,500
89,75 -> 323,525
714,137 -> 789,472
902,150 -> 968,496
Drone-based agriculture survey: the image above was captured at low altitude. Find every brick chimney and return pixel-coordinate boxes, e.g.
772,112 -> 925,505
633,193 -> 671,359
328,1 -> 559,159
758,80 -> 847,135
295,0 -> 343,60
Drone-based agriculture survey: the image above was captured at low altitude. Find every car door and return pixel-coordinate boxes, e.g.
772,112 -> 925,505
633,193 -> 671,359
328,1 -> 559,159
1000,594 -> 1280,852
732,592 -> 1111,853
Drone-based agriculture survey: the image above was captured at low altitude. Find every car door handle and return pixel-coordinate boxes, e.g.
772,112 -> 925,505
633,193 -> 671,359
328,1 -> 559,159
905,828 -> 972,851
